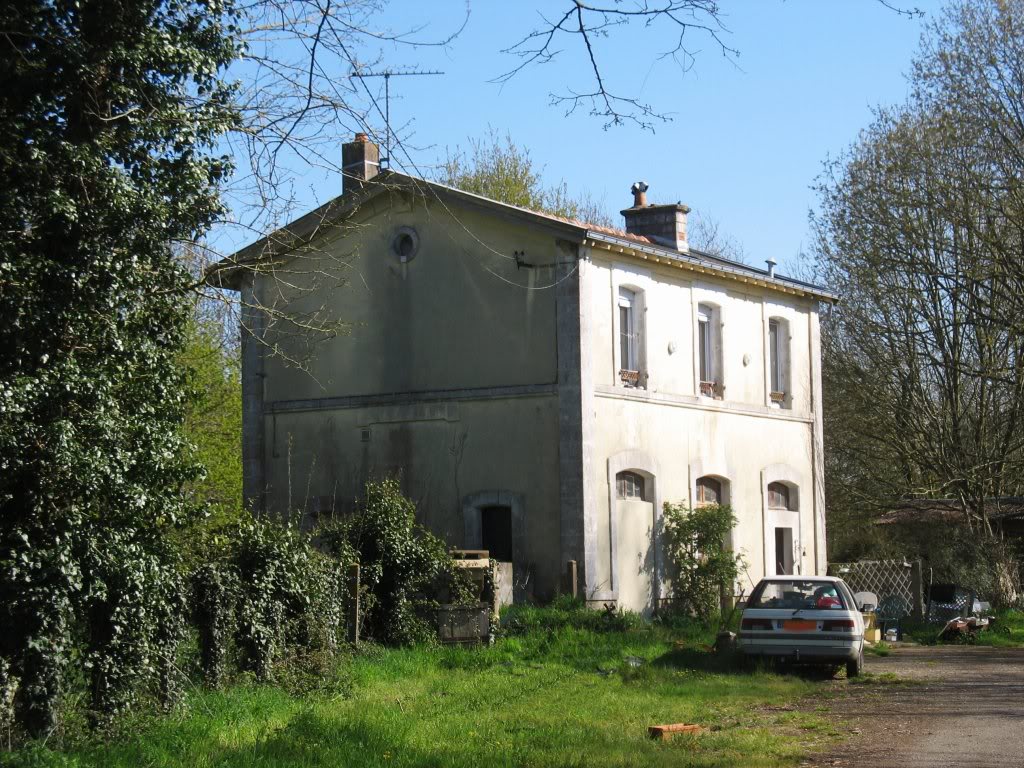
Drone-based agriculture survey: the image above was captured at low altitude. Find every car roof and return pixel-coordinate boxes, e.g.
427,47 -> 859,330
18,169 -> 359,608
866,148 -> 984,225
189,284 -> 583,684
757,576 -> 843,583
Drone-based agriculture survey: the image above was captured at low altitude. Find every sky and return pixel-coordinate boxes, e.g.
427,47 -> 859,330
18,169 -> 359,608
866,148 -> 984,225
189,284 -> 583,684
221,1 -> 943,276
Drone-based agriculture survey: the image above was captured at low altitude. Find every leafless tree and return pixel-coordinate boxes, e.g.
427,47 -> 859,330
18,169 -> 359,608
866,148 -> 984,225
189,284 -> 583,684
816,101 -> 1024,541
495,1 -> 736,130
687,210 -> 746,263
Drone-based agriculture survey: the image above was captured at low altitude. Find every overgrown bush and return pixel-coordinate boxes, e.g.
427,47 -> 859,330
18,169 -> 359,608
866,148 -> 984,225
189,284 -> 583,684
80,532 -> 187,727
231,518 -> 345,679
189,519 -> 349,686
193,563 -> 235,689
1,477 -> 481,744
0,512 -> 353,745
319,478 -> 475,646
662,503 -> 743,622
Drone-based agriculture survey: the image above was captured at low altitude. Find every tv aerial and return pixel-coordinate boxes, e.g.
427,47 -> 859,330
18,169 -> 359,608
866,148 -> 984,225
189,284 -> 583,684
350,69 -> 443,169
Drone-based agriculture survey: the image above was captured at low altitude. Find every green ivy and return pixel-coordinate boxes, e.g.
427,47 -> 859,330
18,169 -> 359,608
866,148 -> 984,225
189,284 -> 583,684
193,563 -> 236,689
319,478 -> 470,647
0,0 -> 240,740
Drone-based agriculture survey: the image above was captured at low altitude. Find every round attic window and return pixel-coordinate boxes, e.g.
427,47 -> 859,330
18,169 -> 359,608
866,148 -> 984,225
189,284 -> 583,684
392,226 -> 419,263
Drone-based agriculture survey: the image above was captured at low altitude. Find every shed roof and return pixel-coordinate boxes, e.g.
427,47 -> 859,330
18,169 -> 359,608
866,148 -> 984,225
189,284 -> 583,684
876,498 -> 1024,525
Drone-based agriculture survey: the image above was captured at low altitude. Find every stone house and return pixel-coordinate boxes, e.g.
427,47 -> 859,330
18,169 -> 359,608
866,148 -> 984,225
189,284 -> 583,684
218,134 -> 837,614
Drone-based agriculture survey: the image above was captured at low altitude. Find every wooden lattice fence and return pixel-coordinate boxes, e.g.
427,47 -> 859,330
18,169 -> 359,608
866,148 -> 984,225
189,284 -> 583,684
827,559 -> 924,619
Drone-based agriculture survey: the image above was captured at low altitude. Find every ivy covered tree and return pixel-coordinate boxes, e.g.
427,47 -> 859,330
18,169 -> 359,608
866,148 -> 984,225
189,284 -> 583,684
0,0 -> 238,735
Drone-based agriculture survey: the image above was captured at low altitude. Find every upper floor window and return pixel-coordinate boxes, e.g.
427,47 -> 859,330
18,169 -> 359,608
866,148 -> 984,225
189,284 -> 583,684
616,471 -> 646,501
697,303 -> 722,399
768,317 -> 790,408
767,481 -> 793,510
695,476 -> 723,506
618,287 -> 644,387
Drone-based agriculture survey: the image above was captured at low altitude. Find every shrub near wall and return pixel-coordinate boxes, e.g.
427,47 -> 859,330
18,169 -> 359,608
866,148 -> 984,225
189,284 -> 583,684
0,516 -> 349,745
662,503 -> 743,622
318,478 -> 477,647
192,519 -> 348,687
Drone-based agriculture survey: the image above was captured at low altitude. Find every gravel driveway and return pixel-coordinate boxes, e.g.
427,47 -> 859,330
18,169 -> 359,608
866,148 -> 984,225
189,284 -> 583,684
806,644 -> 1024,768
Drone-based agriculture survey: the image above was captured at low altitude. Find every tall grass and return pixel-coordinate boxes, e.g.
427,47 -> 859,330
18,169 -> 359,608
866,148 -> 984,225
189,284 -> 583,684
2,602 -> 832,768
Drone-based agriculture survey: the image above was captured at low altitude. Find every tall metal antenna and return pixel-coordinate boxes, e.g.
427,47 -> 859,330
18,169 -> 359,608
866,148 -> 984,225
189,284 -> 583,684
350,70 -> 443,169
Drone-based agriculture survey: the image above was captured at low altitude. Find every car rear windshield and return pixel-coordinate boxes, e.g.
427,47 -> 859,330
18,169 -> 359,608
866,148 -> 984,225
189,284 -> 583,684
748,580 -> 848,610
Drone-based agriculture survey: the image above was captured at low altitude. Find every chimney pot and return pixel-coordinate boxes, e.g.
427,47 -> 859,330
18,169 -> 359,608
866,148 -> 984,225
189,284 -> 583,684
766,257 -> 777,278
342,133 -> 380,195
631,181 -> 649,208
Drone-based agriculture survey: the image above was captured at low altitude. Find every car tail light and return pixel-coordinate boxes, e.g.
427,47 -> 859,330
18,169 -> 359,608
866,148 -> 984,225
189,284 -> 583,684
741,618 -> 773,631
822,619 -> 855,631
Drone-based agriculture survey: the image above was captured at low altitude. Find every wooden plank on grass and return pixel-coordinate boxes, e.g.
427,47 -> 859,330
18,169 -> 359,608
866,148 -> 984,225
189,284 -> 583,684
648,723 -> 704,741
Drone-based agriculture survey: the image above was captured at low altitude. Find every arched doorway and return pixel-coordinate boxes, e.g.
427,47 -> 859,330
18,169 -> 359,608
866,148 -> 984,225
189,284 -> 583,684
606,451 -> 662,615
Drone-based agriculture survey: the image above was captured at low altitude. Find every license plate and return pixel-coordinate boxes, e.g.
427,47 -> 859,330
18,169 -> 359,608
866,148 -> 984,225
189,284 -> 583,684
783,620 -> 817,632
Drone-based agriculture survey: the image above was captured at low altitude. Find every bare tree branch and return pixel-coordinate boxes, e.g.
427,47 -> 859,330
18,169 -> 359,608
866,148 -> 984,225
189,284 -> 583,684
495,1 -> 737,130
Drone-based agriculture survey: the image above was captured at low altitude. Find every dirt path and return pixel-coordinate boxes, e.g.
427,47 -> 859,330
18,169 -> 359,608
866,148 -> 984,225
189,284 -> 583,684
805,645 -> 1024,767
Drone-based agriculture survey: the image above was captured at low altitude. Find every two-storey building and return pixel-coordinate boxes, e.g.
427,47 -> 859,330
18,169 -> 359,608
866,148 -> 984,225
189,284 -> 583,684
219,135 -> 837,614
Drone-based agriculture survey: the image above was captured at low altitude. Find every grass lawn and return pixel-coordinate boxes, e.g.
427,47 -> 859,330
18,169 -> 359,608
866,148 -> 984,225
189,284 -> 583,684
5,607 -> 841,768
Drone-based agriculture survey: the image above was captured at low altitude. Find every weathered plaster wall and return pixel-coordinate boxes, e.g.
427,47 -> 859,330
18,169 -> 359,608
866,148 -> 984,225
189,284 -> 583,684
252,193 -> 568,599
242,192 -> 828,608
260,192 -> 561,403
590,398 -> 817,596
587,254 -> 817,414
262,395 -> 563,599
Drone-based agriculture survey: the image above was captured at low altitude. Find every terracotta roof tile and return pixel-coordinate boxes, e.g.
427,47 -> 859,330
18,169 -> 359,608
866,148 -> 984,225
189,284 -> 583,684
511,206 -> 656,245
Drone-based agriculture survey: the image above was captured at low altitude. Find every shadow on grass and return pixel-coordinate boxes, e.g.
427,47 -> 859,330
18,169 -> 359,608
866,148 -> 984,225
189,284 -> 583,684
652,646 -> 852,684
247,710 -> 426,768
652,646 -> 735,673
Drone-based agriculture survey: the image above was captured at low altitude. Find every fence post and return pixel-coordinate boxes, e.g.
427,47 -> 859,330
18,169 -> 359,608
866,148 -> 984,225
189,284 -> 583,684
346,562 -> 360,645
565,560 -> 578,599
910,560 -> 924,620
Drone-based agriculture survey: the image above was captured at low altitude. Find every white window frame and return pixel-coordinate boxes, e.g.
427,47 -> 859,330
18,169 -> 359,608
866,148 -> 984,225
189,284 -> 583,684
619,288 -> 638,373
698,308 -> 712,383
767,316 -> 790,408
696,302 -> 722,399
615,284 -> 646,388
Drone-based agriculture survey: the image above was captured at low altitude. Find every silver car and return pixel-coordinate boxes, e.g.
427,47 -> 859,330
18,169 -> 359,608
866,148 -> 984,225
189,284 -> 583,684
738,576 -> 865,677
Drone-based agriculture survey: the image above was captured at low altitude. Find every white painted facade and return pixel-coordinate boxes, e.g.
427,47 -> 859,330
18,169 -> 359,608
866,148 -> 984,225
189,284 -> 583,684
582,252 -> 828,611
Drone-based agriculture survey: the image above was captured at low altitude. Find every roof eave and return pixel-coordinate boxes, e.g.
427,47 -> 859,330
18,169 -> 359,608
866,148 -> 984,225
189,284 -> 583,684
583,231 -> 839,304
206,171 -> 591,290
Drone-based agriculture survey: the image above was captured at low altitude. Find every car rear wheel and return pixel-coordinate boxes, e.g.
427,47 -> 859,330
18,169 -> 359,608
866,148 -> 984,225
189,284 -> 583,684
845,649 -> 863,679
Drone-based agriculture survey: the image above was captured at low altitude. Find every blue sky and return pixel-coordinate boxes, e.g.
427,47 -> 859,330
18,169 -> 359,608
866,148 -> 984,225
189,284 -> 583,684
222,1 -> 940,275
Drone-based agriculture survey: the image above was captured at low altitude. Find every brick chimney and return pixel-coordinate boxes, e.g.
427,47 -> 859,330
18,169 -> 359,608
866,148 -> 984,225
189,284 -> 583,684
342,133 -> 380,195
621,181 -> 690,252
